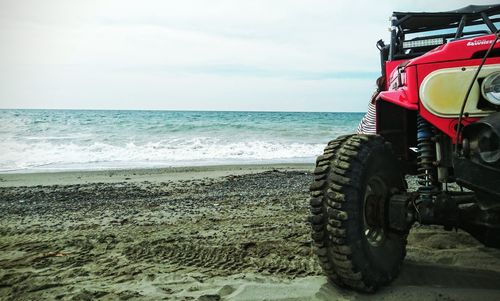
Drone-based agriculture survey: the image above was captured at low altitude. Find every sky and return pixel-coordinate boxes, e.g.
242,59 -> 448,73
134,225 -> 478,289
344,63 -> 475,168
0,0 -> 498,112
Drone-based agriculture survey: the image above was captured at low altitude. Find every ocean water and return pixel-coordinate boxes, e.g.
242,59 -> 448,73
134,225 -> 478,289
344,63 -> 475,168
0,109 -> 363,173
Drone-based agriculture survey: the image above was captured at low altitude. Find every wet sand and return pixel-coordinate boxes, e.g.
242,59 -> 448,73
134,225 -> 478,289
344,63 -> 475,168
1,165 -> 500,300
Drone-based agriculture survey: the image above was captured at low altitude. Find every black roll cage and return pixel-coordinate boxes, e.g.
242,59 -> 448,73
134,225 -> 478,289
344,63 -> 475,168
387,5 -> 500,61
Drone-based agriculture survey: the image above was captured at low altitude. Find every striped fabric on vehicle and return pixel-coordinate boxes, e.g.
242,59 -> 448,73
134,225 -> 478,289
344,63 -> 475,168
357,101 -> 376,135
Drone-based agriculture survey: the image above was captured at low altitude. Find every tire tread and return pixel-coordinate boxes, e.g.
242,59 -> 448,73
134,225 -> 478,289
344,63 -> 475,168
309,134 -> 406,292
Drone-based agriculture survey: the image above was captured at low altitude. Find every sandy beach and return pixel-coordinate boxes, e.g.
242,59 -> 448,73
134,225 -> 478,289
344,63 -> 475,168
1,164 -> 500,300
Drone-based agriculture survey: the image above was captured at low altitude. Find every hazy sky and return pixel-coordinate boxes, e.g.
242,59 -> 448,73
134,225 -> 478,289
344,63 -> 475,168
0,0 -> 498,112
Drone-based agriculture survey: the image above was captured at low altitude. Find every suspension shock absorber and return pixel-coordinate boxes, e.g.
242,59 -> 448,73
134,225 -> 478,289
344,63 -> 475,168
417,115 -> 437,204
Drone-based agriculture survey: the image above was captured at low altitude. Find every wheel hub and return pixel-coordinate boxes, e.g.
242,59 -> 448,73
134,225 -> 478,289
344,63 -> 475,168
363,176 -> 388,247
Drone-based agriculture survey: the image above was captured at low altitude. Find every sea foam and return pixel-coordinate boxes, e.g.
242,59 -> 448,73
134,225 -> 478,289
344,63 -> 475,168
0,110 -> 362,172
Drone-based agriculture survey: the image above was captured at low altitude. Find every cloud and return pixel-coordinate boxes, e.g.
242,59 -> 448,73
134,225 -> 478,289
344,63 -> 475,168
0,0 -> 498,111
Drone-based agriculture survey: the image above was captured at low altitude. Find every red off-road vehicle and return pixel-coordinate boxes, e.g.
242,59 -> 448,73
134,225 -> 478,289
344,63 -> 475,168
310,4 -> 500,292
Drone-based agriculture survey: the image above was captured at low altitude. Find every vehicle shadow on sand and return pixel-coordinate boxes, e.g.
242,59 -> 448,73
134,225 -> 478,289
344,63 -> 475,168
394,261 -> 500,289
315,261 -> 500,301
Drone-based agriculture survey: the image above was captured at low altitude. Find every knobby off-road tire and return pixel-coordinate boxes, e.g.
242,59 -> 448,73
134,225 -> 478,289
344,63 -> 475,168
309,134 -> 407,292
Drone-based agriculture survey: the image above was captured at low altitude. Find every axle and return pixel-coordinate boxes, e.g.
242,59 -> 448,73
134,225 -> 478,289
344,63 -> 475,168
388,191 -> 500,247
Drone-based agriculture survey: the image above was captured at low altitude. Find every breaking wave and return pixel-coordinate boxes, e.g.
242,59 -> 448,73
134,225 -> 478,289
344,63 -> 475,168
0,110 -> 362,172
0,139 -> 325,172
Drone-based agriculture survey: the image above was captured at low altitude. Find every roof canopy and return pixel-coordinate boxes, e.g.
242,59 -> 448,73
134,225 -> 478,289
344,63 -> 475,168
393,4 -> 500,33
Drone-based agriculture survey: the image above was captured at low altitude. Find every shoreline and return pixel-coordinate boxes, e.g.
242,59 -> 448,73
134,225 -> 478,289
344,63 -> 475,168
0,163 -> 314,187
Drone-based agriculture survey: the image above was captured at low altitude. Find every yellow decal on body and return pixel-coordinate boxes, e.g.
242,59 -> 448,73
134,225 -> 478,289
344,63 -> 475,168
420,64 -> 500,117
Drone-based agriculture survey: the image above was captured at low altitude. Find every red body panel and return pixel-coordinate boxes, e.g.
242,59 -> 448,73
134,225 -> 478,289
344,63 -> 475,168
379,65 -> 419,110
380,34 -> 500,142
384,60 -> 405,88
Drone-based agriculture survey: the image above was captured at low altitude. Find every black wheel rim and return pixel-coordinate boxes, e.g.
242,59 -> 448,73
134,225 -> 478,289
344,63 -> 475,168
363,176 -> 388,247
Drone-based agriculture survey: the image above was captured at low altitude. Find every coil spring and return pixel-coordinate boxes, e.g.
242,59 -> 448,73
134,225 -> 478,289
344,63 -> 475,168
417,115 -> 436,194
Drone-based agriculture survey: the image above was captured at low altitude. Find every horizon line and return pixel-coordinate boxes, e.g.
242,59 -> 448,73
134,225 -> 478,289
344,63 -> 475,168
0,107 -> 367,113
